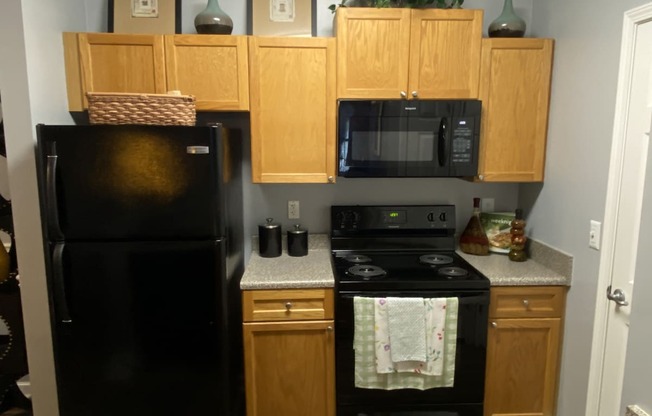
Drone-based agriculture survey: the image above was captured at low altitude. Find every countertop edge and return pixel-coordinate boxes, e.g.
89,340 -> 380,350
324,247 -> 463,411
241,234 -> 573,290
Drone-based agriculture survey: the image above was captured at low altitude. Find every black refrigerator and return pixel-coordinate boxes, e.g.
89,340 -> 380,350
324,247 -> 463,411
34,124 -> 245,416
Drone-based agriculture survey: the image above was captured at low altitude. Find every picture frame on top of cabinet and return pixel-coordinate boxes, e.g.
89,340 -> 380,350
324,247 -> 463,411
108,0 -> 182,34
247,0 -> 317,36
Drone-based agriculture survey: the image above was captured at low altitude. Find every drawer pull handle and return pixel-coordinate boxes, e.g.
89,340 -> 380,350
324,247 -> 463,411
327,326 -> 334,332
491,321 -> 497,328
522,299 -> 530,308
285,302 -> 293,310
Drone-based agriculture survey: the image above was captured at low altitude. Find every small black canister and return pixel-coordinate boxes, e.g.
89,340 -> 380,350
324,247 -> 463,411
258,218 -> 282,258
287,224 -> 308,257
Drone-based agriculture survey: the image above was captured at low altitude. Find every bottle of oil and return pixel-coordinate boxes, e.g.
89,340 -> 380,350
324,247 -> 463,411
508,208 -> 527,262
459,198 -> 490,256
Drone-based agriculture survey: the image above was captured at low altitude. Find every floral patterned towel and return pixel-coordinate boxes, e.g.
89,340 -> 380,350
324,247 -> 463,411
375,298 -> 447,375
354,296 -> 459,390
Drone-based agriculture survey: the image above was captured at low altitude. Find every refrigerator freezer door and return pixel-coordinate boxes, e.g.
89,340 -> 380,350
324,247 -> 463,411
36,125 -> 229,241
49,240 -> 238,416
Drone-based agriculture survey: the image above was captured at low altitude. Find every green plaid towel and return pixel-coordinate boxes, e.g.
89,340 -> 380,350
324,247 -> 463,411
353,296 -> 459,390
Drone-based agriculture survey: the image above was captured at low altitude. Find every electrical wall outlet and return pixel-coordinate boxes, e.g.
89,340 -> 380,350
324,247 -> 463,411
480,198 -> 495,213
288,200 -> 300,219
589,220 -> 601,250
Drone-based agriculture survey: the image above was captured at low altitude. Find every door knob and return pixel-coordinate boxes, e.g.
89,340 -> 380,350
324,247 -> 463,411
606,285 -> 629,306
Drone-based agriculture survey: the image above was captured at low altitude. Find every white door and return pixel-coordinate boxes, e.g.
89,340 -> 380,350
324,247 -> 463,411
619,114 -> 652,414
586,4 -> 652,416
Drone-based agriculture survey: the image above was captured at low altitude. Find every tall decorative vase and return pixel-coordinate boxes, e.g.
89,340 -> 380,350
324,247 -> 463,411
194,0 -> 233,35
488,0 -> 526,38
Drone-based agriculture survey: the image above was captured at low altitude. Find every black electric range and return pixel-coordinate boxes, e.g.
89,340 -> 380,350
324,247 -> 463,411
330,205 -> 490,416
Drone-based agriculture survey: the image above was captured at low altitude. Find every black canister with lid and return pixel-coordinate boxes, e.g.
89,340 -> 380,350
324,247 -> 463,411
287,224 -> 308,257
258,218 -> 282,258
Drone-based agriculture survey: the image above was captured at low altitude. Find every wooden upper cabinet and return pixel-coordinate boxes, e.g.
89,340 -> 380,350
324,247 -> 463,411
409,9 -> 482,98
478,38 -> 554,182
336,8 -> 411,99
249,37 -> 336,183
164,35 -> 249,111
336,8 -> 482,99
76,33 -> 167,108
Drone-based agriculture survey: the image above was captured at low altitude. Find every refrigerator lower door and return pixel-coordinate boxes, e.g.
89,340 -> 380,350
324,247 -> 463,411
48,240 -> 239,416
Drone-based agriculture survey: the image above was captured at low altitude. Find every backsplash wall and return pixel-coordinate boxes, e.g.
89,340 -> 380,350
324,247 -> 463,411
198,114 -> 520,256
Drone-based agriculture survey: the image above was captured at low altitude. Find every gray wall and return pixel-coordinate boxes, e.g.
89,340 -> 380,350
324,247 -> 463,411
6,0 -> 615,415
523,0 -> 650,414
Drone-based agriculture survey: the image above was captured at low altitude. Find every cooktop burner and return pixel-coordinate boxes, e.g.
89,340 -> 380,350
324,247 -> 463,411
344,254 -> 372,264
346,264 -> 387,279
438,266 -> 469,278
419,254 -> 454,266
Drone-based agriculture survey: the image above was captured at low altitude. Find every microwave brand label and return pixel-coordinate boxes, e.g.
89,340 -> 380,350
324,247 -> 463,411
404,107 -> 417,111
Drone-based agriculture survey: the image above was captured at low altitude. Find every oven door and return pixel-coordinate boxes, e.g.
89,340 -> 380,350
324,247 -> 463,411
335,290 -> 489,414
337,100 -> 450,177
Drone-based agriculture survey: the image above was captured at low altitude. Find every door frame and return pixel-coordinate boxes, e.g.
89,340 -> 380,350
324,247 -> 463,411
585,3 -> 652,415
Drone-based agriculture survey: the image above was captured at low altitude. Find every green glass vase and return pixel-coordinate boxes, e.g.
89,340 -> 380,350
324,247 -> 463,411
488,0 -> 526,38
194,0 -> 233,35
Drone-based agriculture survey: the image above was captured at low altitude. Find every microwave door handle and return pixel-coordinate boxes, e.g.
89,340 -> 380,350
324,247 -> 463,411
374,103 -> 385,157
437,117 -> 447,167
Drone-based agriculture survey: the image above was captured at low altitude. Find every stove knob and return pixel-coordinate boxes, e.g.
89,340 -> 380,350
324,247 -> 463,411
439,212 -> 447,222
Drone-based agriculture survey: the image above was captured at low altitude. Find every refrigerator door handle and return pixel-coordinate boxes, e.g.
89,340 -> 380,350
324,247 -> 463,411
46,154 -> 64,240
52,243 -> 72,323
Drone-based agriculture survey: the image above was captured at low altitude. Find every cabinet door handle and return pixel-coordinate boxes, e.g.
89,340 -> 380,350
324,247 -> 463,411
327,326 -> 334,332
522,299 -> 530,308
285,302 -> 292,310
491,321 -> 497,328
411,91 -> 418,98
328,176 -> 335,183
400,91 -> 407,99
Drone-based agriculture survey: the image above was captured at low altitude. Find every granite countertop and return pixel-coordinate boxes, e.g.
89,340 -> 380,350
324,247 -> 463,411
240,235 -> 572,290
240,234 -> 334,290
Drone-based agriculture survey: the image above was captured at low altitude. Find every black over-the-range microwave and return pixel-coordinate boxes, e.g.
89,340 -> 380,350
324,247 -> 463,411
337,99 -> 482,178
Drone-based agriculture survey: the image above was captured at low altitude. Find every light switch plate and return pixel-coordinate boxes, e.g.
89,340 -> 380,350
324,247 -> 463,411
589,220 -> 601,250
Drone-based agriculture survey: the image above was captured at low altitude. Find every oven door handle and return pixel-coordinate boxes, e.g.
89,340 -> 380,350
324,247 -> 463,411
339,292 -> 489,305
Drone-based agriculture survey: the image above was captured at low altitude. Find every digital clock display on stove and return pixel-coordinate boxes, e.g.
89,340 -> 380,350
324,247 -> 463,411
382,210 -> 406,224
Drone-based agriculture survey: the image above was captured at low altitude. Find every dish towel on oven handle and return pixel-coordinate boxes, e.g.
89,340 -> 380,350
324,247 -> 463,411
385,297 -> 427,362
353,296 -> 459,390
375,298 -> 448,375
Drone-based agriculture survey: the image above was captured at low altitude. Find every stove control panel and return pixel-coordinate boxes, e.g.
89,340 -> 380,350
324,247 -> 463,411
331,205 -> 456,231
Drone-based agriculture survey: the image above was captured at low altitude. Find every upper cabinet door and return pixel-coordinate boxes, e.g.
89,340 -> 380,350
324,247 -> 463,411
478,38 -> 554,182
78,33 -> 167,105
249,37 -> 336,183
335,8 -> 482,100
164,35 -> 250,111
408,9 -> 482,99
336,8 -> 412,99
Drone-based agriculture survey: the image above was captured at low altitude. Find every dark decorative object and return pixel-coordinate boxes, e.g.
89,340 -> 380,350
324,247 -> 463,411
195,0 -> 233,34
488,0 -> 526,37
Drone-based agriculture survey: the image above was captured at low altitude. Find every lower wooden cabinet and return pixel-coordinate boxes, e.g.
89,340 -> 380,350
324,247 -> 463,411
242,289 -> 335,416
484,286 -> 566,416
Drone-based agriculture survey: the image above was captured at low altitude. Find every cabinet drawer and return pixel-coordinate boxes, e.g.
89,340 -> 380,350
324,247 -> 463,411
243,289 -> 334,322
489,286 -> 566,318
